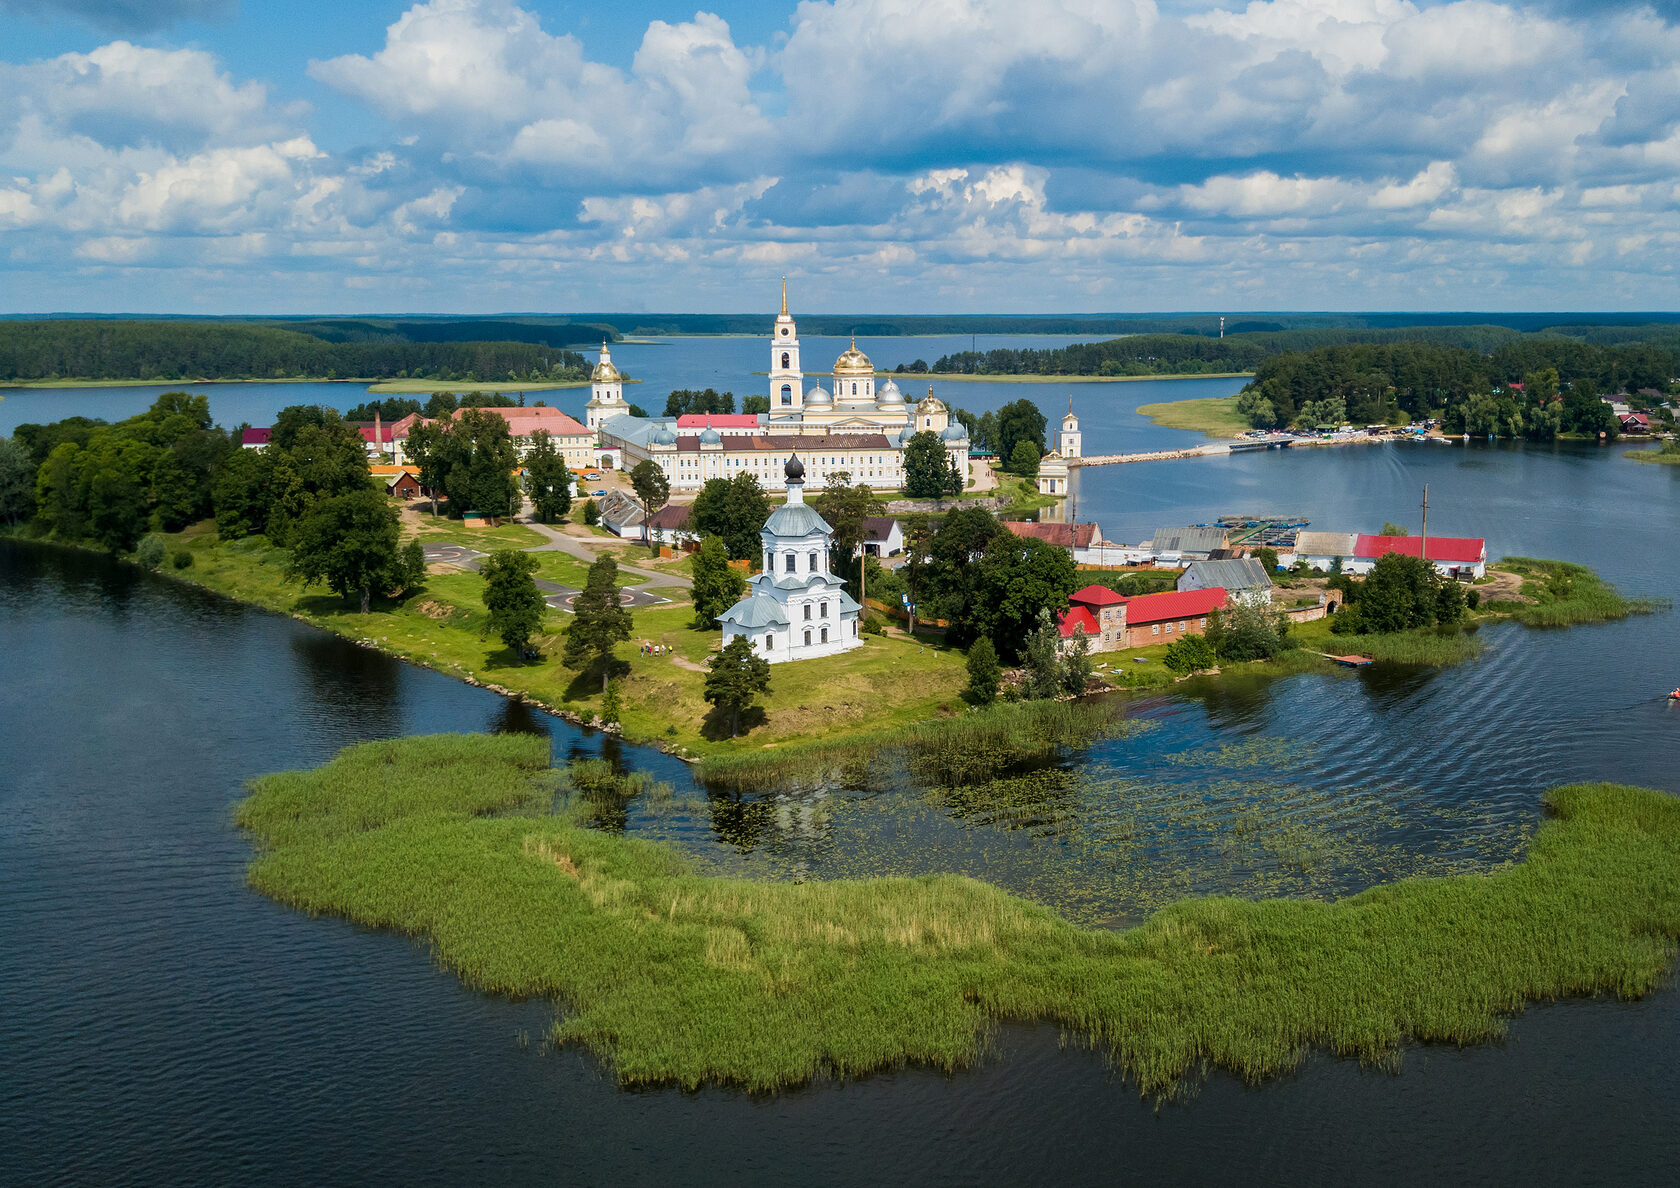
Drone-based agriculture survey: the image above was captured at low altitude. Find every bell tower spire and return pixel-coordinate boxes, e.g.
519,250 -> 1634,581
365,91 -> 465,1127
770,279 -> 803,415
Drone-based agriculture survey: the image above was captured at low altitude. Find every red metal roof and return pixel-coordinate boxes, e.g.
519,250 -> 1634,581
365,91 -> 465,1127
241,427 -> 271,445
676,414 -> 760,428
1117,587 -> 1228,625
1057,606 -> 1100,638
1354,534 -> 1485,564
1001,520 -> 1097,549
356,425 -> 395,443
1070,583 -> 1127,607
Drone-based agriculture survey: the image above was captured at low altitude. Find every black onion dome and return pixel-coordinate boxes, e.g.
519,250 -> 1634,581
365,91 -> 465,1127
785,454 -> 805,483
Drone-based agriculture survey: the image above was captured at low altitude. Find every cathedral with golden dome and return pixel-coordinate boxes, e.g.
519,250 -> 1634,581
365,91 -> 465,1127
594,283 -> 971,493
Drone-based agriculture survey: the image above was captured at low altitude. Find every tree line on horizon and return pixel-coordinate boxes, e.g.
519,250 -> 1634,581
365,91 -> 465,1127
0,320 -> 596,384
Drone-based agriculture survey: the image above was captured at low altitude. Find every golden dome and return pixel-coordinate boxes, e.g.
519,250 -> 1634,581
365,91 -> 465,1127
591,342 -> 621,383
832,335 -> 873,377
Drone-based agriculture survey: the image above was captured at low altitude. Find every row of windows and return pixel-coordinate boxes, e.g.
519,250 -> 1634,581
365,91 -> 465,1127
757,619 -> 861,650
1149,618 -> 1209,635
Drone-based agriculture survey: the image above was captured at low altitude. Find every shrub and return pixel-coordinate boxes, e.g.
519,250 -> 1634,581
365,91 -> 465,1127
864,615 -> 887,636
1163,633 -> 1217,675
134,533 -> 167,570
1466,588 -> 1481,610
171,549 -> 194,570
582,499 -> 600,526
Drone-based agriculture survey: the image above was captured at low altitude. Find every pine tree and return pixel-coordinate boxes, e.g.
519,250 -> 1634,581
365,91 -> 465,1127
563,554 -> 633,692
704,635 -> 772,737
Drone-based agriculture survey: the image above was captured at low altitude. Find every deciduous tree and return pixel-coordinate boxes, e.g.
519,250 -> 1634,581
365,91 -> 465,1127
525,429 -> 572,523
481,549 -> 547,660
690,535 -> 745,628
963,636 -> 1001,705
286,487 -> 423,614
629,459 -> 670,553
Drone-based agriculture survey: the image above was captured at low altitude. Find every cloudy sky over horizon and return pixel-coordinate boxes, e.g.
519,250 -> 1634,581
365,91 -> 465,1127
3,0 -> 1679,314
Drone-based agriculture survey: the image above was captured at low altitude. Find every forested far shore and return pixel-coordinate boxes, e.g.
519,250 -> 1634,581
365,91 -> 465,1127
0,320 -> 599,385
1233,337 -> 1679,438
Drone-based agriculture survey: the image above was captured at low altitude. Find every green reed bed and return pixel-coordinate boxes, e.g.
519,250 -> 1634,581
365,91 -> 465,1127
693,698 -> 1132,792
1489,557 -> 1668,627
240,733 -> 1680,1098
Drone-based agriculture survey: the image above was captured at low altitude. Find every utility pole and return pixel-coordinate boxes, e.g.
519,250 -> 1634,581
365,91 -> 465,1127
1420,484 -> 1429,564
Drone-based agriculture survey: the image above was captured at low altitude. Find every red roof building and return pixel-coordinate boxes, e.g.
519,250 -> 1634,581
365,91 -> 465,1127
1106,587 -> 1228,650
1070,584 -> 1128,608
675,414 -> 760,431
1001,520 -> 1099,550
1353,534 -> 1486,577
1057,605 -> 1100,639
240,427 -> 271,448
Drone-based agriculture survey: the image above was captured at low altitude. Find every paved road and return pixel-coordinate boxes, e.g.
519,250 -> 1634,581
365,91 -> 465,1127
517,517 -> 693,590
420,543 -> 669,611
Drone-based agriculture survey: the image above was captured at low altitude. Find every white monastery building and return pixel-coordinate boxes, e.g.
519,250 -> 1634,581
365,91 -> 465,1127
1036,397 -> 1081,497
716,455 -> 863,663
597,283 -> 970,490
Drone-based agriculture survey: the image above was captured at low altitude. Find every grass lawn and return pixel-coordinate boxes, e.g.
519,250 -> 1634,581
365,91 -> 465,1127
1135,395 -> 1251,437
163,522 -> 964,756
402,512 -> 548,553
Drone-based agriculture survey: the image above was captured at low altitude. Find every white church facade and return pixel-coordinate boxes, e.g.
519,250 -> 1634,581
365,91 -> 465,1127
1036,398 -> 1082,497
595,283 -> 971,491
716,455 -> 864,663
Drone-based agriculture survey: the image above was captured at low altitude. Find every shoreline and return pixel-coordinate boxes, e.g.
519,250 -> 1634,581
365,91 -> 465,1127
4,529 -> 1651,768
238,731 -> 1680,1096
0,376 -> 598,393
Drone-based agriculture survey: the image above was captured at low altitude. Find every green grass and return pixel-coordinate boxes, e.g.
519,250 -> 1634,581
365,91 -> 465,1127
405,514 -> 548,554
1135,395 -> 1251,437
147,522 -> 964,755
238,733 -> 1680,1097
1491,558 -> 1668,627
694,697 -> 1131,791
1626,443 -> 1680,465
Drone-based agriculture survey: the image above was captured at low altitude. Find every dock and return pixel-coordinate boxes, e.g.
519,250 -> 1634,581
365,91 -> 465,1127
1310,651 -> 1374,667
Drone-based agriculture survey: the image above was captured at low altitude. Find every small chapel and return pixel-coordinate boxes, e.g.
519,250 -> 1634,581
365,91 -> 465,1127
715,455 -> 863,663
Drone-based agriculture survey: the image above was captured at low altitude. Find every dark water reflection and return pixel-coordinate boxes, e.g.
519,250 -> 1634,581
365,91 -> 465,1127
6,420 -> 1680,1182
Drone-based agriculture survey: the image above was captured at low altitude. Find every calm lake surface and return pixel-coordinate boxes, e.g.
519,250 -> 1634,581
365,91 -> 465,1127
5,342 -> 1680,1183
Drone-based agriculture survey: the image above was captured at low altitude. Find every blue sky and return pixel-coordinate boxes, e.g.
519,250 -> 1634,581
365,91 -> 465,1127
2,0 -> 1678,314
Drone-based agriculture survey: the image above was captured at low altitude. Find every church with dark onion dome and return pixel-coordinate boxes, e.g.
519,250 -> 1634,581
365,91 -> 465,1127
715,454 -> 864,663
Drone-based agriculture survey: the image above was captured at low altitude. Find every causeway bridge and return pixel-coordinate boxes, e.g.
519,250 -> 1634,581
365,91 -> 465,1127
1070,434 -> 1294,468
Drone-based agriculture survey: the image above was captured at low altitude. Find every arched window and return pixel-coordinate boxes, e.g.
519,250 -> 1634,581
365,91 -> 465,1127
820,600 -> 829,618
781,352 -> 790,368
852,620 -> 858,636
808,550 -> 818,572
785,553 -> 796,573
781,384 -> 792,406
821,627 -> 828,643
804,629 -> 812,646
765,634 -> 774,649
851,383 -> 857,395
803,603 -> 811,621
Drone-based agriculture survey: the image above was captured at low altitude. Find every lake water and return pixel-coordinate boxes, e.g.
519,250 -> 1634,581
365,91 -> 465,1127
0,331 -> 1215,460
5,342 -> 1680,1183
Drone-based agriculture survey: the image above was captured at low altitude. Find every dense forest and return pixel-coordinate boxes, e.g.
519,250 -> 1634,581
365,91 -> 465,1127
923,326 -> 1533,378
0,321 -> 595,383
1235,337 -> 1678,437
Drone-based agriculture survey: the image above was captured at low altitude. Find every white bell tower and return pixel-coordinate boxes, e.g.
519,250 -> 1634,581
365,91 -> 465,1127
770,277 -> 803,412
585,342 -> 625,433
1058,396 -> 1081,459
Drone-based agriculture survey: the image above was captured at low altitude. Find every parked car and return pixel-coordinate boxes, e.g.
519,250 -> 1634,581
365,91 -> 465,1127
585,472 -> 601,480
591,489 -> 607,496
